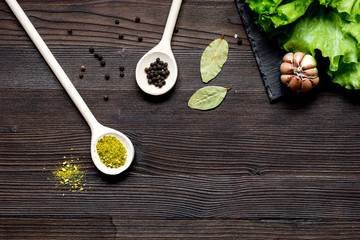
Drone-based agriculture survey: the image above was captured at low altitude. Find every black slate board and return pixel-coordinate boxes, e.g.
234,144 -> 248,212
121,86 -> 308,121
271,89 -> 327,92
235,0 -> 286,102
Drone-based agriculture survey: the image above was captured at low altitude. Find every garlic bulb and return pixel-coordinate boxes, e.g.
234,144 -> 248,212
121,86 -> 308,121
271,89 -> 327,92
280,52 -> 319,92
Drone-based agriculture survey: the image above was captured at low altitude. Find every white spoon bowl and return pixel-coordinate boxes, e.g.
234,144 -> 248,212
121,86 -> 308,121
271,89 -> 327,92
136,47 -> 178,96
91,125 -> 135,175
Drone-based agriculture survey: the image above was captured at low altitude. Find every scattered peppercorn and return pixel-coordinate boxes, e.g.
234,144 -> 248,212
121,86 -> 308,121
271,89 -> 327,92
135,16 -> 140,23
145,57 -> 169,88
80,65 -> 86,72
174,28 -> 179,33
104,95 -> 109,101
79,73 -> 84,79
120,72 -> 124,78
138,36 -> 143,42
94,53 -> 99,58
115,19 -> 119,24
105,73 -> 110,80
237,38 -> 243,45
89,47 -> 94,53
97,54 -> 103,61
119,65 -> 125,71
67,29 -> 73,35
119,34 -> 124,40
100,60 -> 106,67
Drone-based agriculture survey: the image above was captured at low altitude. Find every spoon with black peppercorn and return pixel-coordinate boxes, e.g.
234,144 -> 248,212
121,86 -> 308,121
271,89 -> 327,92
136,0 -> 182,96
6,0 -> 135,175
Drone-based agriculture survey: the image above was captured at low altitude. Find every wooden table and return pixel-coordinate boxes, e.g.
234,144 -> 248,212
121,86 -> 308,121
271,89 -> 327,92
1,0 -> 360,239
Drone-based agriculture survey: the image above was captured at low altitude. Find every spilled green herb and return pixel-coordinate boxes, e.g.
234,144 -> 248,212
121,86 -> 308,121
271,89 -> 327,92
52,159 -> 87,192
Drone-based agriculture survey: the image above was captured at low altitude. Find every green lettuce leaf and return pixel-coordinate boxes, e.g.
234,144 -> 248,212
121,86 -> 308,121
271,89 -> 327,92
282,5 -> 359,72
333,62 -> 360,89
245,0 -> 314,32
335,0 -> 360,22
246,0 -> 360,90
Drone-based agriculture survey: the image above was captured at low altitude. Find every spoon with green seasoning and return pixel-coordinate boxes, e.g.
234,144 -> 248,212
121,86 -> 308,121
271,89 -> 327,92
135,0 -> 182,96
6,0 -> 135,175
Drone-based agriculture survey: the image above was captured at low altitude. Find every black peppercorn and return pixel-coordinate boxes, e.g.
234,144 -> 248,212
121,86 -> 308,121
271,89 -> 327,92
97,54 -> 103,61
138,36 -> 143,42
120,72 -> 124,78
104,95 -> 109,101
144,58 -> 170,88
94,53 -> 99,58
89,47 -> 94,53
237,38 -> 243,45
118,34 -> 124,40
115,19 -> 119,24
105,74 -> 110,80
119,65 -> 125,71
174,28 -> 179,33
80,65 -> 86,72
79,73 -> 84,79
67,29 -> 72,35
100,60 -> 106,67
135,16 -> 140,23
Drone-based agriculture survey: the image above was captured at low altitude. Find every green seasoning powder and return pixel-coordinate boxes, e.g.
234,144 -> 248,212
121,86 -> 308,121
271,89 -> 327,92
96,135 -> 127,168
52,160 -> 86,192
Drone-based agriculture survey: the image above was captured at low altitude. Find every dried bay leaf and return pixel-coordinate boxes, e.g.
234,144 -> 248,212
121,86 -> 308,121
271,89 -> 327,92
200,36 -> 229,83
188,85 -> 232,110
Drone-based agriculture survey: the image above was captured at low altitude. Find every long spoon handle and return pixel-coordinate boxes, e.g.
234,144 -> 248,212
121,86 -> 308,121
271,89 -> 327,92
161,0 -> 182,44
5,0 -> 99,130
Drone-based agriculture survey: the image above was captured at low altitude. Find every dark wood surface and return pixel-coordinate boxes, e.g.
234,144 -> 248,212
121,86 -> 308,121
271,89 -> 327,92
1,0 -> 360,239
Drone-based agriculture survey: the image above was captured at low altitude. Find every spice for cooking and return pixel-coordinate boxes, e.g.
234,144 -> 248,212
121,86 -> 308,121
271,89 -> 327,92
280,52 -> 319,92
201,35 -> 229,83
188,85 -> 232,110
94,53 -> 99,58
79,73 -> 84,79
144,58 -> 169,88
52,159 -> 87,192
100,60 -> 106,67
119,65 -> 125,71
89,47 -> 94,53
97,54 -> 103,61
105,73 -> 110,80
119,34 -> 124,40
120,72 -> 125,78
104,95 -> 109,101
96,135 -> 127,168
135,16 -> 140,23
138,36 -> 143,42
115,19 -> 119,24
237,38 -> 243,45
67,29 -> 73,35
174,28 -> 179,33
80,65 -> 86,72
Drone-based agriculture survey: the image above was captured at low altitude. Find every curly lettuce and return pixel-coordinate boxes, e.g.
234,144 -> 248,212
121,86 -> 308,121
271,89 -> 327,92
245,0 -> 360,90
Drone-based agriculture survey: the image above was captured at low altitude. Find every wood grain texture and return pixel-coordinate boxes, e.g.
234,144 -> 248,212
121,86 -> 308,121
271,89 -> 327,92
1,0 -> 360,239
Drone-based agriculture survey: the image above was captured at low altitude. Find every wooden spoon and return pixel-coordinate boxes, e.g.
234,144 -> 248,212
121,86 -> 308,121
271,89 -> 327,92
135,0 -> 182,96
5,0 -> 135,175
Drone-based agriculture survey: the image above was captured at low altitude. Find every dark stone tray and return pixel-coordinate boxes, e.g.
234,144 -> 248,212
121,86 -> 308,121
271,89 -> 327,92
235,0 -> 286,102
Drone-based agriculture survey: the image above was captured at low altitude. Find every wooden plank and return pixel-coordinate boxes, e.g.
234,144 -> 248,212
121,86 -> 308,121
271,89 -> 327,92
0,170 -> 360,219
1,0 -> 360,238
0,0 -> 246,49
1,217 -> 360,239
